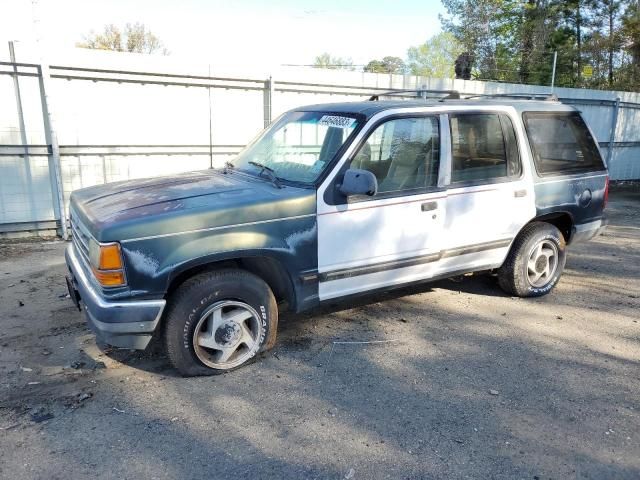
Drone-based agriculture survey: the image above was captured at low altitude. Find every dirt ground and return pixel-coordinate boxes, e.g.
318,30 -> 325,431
0,191 -> 639,480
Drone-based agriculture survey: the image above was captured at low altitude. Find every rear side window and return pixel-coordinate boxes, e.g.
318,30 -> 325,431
450,113 -> 521,184
523,112 -> 605,175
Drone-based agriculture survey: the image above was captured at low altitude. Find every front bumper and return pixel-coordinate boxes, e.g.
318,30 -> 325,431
65,243 -> 166,349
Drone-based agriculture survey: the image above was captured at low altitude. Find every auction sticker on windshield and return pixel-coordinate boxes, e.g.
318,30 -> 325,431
318,115 -> 356,129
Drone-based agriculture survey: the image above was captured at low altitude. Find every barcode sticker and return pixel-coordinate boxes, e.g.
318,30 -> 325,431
318,115 -> 356,129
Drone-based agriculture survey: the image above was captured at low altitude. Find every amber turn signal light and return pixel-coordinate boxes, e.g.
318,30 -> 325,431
88,242 -> 126,287
98,243 -> 124,270
92,268 -> 126,287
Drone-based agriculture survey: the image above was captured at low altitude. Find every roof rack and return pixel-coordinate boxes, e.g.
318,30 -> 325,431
369,89 -> 460,101
462,92 -> 559,101
368,89 -> 560,103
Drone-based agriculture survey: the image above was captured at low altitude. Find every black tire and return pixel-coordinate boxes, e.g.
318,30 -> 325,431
498,222 -> 567,297
165,269 -> 278,376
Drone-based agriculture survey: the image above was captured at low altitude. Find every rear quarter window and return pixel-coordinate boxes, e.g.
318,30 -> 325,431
523,112 -> 605,176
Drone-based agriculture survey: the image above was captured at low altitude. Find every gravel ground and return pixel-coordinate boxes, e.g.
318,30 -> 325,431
0,191 -> 639,480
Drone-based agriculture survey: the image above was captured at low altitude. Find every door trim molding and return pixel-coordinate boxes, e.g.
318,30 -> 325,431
316,238 -> 512,283
440,239 -> 511,258
319,252 -> 441,282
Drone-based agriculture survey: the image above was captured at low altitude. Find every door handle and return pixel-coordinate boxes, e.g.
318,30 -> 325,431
514,189 -> 527,198
421,201 -> 438,212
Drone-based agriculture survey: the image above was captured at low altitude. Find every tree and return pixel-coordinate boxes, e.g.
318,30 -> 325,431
364,56 -> 406,74
364,59 -> 386,73
519,0 -> 555,84
620,1 -> 640,88
406,32 -> 464,78
584,0 -> 623,87
440,0 -> 528,81
77,23 -> 169,55
439,0 -> 639,91
454,52 -> 473,79
312,53 -> 355,70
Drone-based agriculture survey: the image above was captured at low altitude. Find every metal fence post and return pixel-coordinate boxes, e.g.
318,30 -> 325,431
9,41 -> 37,220
607,97 -> 621,167
263,76 -> 274,128
9,42 -> 29,157
37,63 -> 68,240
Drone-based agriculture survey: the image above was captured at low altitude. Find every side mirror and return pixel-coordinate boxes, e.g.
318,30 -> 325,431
339,169 -> 378,197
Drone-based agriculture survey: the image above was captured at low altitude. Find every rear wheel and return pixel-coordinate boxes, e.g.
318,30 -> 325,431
498,222 -> 567,297
165,269 -> 278,376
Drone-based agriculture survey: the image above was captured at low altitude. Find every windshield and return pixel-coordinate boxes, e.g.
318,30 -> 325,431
233,111 -> 361,184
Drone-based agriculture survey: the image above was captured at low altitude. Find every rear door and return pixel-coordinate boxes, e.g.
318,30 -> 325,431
439,110 -> 536,272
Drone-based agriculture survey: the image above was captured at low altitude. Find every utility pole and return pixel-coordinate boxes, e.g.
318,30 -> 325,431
550,51 -> 558,91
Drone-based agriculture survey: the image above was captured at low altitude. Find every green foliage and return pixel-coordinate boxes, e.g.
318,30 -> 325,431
440,0 -> 523,80
440,0 -> 640,91
313,53 -> 355,70
364,56 -> 406,74
406,32 -> 464,78
619,2 -> 640,88
309,1 -> 638,91
77,23 -> 168,55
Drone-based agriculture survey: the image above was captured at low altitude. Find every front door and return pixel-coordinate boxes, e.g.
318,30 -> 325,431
317,114 -> 445,300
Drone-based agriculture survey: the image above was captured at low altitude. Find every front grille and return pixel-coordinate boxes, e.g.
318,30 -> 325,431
70,210 -> 93,268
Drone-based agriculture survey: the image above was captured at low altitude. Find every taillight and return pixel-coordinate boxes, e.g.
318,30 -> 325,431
604,176 -> 610,209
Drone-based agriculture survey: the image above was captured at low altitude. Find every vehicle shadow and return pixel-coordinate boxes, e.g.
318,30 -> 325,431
51,272 -> 640,479
98,272 -> 504,377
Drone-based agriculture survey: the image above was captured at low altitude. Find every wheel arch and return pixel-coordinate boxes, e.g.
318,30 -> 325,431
500,212 -> 574,268
526,211 -> 574,243
165,252 -> 297,311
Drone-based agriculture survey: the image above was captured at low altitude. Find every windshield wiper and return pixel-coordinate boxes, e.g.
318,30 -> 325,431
248,161 -> 282,189
223,161 -> 234,173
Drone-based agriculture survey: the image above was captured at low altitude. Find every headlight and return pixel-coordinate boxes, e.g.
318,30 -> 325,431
88,240 -> 126,287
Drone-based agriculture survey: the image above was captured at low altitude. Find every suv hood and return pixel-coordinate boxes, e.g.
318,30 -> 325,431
70,170 -> 316,241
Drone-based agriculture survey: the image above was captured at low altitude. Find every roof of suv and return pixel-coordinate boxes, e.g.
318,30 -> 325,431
297,99 -> 576,119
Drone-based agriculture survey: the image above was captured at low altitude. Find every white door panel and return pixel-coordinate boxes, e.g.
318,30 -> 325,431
318,193 -> 445,272
317,193 -> 445,300
443,181 -> 535,251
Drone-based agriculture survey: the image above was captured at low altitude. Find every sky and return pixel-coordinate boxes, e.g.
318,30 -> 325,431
1,0 -> 444,68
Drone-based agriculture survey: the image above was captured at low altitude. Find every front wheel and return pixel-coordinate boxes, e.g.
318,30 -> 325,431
165,269 -> 278,376
498,222 -> 567,297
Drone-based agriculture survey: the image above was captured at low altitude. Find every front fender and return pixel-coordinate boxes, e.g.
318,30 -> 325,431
119,216 -> 318,307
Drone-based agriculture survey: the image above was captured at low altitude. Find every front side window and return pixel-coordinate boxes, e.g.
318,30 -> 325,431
234,111 -> 361,184
450,113 -> 520,184
349,116 -> 440,196
523,112 -> 605,175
